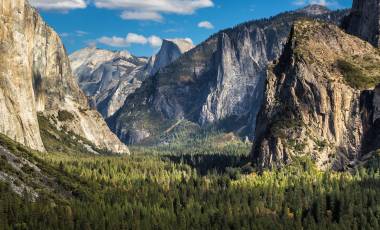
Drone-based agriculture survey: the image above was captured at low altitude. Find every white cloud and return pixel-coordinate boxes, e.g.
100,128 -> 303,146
98,36 -> 128,47
121,11 -> 163,21
60,32 -> 70,37
148,36 -> 163,47
76,30 -> 88,36
184,38 -> 194,44
29,0 -> 87,11
94,0 -> 214,21
58,30 -> 88,38
292,0 -> 338,7
30,0 -> 214,20
97,33 -> 162,48
126,33 -> 149,44
198,21 -> 214,29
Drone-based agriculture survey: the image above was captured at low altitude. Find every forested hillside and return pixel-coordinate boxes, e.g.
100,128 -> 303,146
1,133 -> 380,229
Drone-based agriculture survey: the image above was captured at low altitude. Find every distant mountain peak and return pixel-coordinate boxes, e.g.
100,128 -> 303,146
163,38 -> 194,54
297,4 -> 331,15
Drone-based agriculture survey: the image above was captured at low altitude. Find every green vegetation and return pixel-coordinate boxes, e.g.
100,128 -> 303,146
1,132 -> 380,229
58,110 -> 75,122
271,117 -> 303,139
337,57 -> 380,90
38,114 -> 112,155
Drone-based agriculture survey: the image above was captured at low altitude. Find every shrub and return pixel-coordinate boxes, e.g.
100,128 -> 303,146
337,59 -> 380,90
57,110 -> 75,122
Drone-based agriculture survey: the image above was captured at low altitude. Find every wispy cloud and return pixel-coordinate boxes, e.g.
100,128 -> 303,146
30,0 -> 214,22
60,32 -> 70,37
121,11 -> 163,22
59,30 -> 89,38
198,21 -> 214,29
97,33 -> 163,48
29,0 -> 87,11
292,0 -> 339,7
94,0 -> 214,21
76,30 -> 89,37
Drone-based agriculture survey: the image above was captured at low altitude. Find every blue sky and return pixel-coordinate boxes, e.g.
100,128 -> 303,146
31,0 -> 352,57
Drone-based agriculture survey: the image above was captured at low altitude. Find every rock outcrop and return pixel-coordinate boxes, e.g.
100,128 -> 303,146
343,0 -> 380,47
70,39 -> 193,118
108,6 -> 348,145
0,0 -> 129,154
252,20 -> 380,170
296,4 -> 331,15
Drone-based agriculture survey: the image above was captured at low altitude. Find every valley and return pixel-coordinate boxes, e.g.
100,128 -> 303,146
1,0 -> 380,229
1,132 -> 380,229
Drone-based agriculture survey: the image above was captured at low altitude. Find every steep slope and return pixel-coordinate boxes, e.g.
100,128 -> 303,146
108,6 -> 349,145
252,20 -> 380,170
343,0 -> 380,47
69,47 -> 148,117
70,39 -> 193,118
0,0 -> 128,154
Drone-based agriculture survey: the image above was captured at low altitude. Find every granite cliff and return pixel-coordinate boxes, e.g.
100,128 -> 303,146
252,20 -> 380,170
343,0 -> 380,47
0,0 -> 129,153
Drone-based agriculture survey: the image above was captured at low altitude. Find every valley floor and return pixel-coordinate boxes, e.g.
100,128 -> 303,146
1,133 -> 380,230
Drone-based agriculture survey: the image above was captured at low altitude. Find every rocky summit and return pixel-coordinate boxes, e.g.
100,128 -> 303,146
0,0 -> 129,154
296,4 -> 332,15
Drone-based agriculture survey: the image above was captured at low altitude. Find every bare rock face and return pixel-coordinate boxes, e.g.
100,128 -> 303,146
0,0 -> 129,154
70,39 -> 193,119
252,20 -> 380,170
297,4 -> 331,15
149,39 -> 194,76
343,0 -> 380,47
69,47 -> 148,118
198,28 -> 268,128
108,7 -> 348,145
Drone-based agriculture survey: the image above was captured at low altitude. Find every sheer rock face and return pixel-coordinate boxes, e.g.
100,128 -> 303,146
0,0 -> 129,154
361,85 -> 380,155
198,27 -> 271,128
70,39 -> 193,118
108,7 -> 348,145
149,39 -> 194,76
252,20 -> 380,170
343,0 -> 380,47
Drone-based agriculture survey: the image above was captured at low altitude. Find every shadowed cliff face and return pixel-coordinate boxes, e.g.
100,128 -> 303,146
252,20 -> 380,170
361,86 -> 380,154
108,7 -> 349,145
0,0 -> 129,154
343,0 -> 380,48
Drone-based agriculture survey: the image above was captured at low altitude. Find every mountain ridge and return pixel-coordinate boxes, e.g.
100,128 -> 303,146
107,6 -> 349,145
70,39 -> 194,118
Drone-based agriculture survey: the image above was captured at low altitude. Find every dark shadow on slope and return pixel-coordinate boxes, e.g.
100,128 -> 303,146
162,154 -> 252,176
